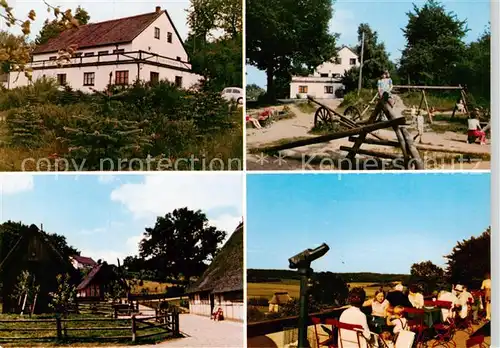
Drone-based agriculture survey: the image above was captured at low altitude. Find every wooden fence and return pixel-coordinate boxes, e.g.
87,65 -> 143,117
0,312 -> 180,343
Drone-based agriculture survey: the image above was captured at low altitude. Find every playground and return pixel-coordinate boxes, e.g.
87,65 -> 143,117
246,86 -> 490,170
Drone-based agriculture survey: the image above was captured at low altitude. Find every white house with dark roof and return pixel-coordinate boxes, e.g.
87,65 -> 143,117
5,6 -> 202,91
70,255 -> 97,270
290,46 -> 359,99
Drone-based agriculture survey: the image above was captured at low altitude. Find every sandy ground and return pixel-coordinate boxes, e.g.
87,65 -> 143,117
246,97 -> 490,171
103,312 -> 243,347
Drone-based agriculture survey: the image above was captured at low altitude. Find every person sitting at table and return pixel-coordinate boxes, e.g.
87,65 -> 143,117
386,306 -> 409,337
408,285 -> 424,309
371,290 -> 390,317
338,288 -> 372,348
386,284 -> 413,313
437,288 -> 458,323
454,284 -> 470,319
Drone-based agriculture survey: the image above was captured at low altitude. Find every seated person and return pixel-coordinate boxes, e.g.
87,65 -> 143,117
386,284 -> 413,313
386,306 -> 409,335
454,284 -> 470,320
338,288 -> 372,348
372,290 -> 390,317
437,289 -> 458,323
467,111 -> 486,144
408,285 -> 424,309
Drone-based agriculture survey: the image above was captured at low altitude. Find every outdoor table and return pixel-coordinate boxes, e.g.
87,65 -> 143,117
407,307 -> 441,327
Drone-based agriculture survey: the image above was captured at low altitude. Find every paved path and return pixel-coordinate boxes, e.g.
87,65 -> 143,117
105,314 -> 243,347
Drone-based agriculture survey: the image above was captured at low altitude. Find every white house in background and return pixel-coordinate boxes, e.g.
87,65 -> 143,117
5,6 -> 202,91
290,46 -> 359,99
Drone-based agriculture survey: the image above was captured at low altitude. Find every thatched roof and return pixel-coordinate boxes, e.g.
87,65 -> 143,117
0,224 -> 68,271
187,222 -> 243,294
269,292 -> 292,305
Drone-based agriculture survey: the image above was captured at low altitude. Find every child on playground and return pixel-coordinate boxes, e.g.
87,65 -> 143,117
467,110 -> 486,145
377,70 -> 394,108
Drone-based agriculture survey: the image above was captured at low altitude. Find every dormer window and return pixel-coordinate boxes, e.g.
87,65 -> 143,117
176,56 -> 181,61
98,51 -> 108,56
155,27 -> 160,39
49,56 -> 57,61
167,32 -> 172,43
73,52 -> 82,58
84,52 -> 95,57
113,49 -> 125,54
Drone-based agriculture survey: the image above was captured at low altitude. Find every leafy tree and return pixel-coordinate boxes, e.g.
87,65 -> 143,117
1,1 -> 80,77
445,227 -> 490,289
35,6 -> 90,45
185,0 -> 242,91
398,0 -> 468,86
246,84 -> 265,101
452,27 -> 490,105
11,270 -> 40,316
409,261 -> 445,294
246,0 -> 337,100
310,272 -> 349,307
49,273 -> 76,316
139,208 -> 226,283
343,24 -> 394,92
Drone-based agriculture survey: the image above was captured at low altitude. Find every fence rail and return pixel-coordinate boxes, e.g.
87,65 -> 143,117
0,313 -> 180,343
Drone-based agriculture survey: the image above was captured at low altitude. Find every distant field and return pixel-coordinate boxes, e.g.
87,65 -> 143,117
248,281 -> 401,301
129,280 -> 173,294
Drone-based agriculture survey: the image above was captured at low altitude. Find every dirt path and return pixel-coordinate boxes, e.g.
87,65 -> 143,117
102,314 -> 243,347
246,97 -> 490,170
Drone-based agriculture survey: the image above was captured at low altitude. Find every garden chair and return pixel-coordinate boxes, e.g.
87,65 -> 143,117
336,320 -> 366,348
312,317 -> 337,348
466,335 -> 486,348
431,319 -> 457,348
404,307 -> 428,347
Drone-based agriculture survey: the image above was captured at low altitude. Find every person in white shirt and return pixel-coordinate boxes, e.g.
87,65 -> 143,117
467,111 -> 486,144
481,273 -> 491,320
338,288 -> 372,348
454,285 -> 469,319
437,289 -> 458,322
408,285 -> 424,309
371,290 -> 390,318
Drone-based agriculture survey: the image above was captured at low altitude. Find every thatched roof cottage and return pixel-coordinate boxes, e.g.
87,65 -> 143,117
268,292 -> 292,313
187,222 -> 243,321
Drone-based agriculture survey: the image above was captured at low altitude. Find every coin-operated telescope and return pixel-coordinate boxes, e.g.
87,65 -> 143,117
288,243 -> 330,348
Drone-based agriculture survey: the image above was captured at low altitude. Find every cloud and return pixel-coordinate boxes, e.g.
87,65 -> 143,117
79,227 -> 106,236
210,214 -> 242,235
0,174 -> 34,195
110,174 -> 243,220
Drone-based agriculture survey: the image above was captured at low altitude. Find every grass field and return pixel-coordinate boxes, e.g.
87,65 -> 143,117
248,281 -> 402,302
129,280 -> 173,294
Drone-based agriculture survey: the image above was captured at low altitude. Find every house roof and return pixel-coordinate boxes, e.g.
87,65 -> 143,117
33,9 -> 179,54
71,255 -> 97,266
269,292 -> 292,305
187,222 -> 243,294
338,45 -> 358,57
77,263 -> 104,290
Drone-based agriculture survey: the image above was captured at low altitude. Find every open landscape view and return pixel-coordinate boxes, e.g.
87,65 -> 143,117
246,0 -> 490,170
246,173 -> 491,347
0,173 -> 244,347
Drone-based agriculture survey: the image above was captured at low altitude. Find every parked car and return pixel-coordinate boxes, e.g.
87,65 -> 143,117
221,87 -> 243,104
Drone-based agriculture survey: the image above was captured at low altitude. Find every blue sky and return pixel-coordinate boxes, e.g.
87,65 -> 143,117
246,0 -> 491,87
0,173 -> 243,265
2,0 -> 193,40
246,173 -> 490,274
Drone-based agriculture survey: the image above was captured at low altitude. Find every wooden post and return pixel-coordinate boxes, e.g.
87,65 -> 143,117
174,311 -> 180,336
131,314 -> 137,342
114,306 -> 118,319
416,91 -> 424,118
357,31 -> 365,96
422,90 -> 433,124
56,315 -> 62,340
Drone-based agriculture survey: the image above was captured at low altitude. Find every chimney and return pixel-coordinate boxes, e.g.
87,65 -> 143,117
155,6 -> 161,13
